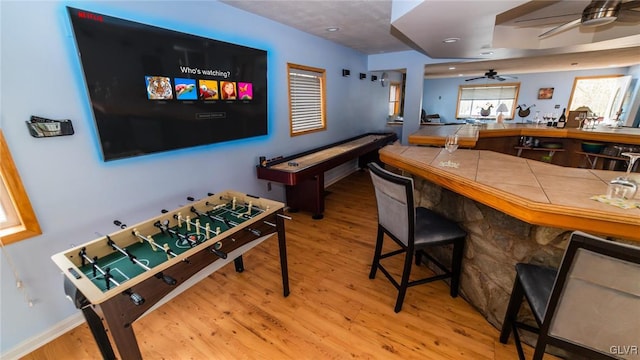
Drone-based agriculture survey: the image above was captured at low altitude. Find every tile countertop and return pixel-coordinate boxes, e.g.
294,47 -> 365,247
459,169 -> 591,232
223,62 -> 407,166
408,123 -> 640,146
379,143 -> 640,242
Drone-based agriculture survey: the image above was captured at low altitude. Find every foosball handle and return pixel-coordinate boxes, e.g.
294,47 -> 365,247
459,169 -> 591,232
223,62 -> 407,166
156,272 -> 177,286
113,220 -> 127,229
124,290 -> 145,306
210,247 -> 228,259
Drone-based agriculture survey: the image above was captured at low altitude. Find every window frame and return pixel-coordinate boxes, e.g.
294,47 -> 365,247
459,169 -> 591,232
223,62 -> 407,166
0,130 -> 41,244
567,74 -> 626,119
455,82 -> 520,120
388,81 -> 401,116
287,63 -> 327,136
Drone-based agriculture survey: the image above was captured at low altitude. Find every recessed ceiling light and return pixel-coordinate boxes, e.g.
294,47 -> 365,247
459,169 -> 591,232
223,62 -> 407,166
449,66 -> 456,70
443,38 -> 460,43
480,51 -> 493,55
325,27 -> 339,32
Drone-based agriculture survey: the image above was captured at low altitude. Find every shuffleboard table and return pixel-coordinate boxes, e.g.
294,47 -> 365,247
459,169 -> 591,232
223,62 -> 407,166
256,132 -> 397,219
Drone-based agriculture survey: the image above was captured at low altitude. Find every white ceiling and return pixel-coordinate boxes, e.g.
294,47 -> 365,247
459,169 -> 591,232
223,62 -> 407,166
220,0 -> 640,78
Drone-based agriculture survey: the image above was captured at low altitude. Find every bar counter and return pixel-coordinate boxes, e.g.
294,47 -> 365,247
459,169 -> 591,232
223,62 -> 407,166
380,143 -> 640,241
408,123 -> 640,147
378,143 -> 640,328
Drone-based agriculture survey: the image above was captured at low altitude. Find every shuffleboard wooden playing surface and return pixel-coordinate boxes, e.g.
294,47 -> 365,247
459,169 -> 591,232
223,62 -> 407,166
256,132 -> 397,219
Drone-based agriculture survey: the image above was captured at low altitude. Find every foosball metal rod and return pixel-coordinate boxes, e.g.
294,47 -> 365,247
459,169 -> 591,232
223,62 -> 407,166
106,236 -> 176,286
209,194 -> 267,213
131,229 -> 178,258
154,220 -> 199,247
79,249 -> 144,305
79,248 -> 120,290
190,206 -> 239,228
190,206 -> 260,236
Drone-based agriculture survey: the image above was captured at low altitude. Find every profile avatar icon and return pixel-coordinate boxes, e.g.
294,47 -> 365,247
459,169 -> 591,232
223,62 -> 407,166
221,81 -> 237,100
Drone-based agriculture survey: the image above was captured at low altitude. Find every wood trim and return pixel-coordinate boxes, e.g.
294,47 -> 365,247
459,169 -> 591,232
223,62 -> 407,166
0,130 -> 41,244
409,124 -> 640,146
567,74 -> 624,114
287,62 -> 327,137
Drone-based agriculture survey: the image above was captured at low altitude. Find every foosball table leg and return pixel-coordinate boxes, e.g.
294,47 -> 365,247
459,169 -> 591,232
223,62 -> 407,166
63,277 -> 116,360
81,307 -> 116,360
234,255 -> 244,272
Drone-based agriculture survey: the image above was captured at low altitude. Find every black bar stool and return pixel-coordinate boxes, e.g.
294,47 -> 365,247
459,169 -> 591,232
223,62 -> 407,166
367,162 -> 466,312
500,231 -> 640,359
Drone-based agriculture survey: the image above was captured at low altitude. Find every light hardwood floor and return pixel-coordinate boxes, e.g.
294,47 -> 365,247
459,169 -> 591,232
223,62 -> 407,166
23,169 -> 548,359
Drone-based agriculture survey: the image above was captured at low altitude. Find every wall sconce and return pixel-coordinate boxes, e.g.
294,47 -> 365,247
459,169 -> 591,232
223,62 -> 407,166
371,75 -> 378,82
342,69 -> 350,77
359,73 -> 366,80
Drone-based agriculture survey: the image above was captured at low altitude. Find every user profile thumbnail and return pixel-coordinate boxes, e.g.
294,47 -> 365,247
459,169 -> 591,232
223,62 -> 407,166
238,82 -> 253,100
198,80 -> 219,100
174,78 -> 197,100
145,76 -> 173,100
220,81 -> 237,100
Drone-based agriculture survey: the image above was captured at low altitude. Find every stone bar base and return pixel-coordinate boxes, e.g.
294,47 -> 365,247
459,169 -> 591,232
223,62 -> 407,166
412,176 -> 570,329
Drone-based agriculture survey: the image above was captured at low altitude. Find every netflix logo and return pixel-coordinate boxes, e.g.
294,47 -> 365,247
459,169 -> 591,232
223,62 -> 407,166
78,11 -> 103,22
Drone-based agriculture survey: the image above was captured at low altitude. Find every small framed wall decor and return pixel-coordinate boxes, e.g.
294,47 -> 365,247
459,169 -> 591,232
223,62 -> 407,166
538,87 -> 554,100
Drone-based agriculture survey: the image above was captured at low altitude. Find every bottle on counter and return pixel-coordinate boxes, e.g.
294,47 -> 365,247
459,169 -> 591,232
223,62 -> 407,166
556,108 -> 567,128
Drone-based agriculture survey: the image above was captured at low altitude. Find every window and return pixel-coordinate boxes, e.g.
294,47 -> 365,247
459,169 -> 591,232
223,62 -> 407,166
388,82 -> 401,116
456,83 -> 520,119
288,63 -> 326,136
568,75 -> 631,121
0,130 -> 41,245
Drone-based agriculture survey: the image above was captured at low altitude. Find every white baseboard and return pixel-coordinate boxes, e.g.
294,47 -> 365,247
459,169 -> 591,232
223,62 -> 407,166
1,313 -> 85,360
324,160 -> 359,188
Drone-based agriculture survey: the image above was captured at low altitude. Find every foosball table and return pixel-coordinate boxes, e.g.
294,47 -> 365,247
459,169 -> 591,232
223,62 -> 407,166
51,190 -> 290,360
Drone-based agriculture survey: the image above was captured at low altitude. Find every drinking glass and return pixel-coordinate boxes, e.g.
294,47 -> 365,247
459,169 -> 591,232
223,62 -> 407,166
533,111 -> 541,125
607,152 -> 640,200
576,112 -> 586,129
440,135 -> 459,168
445,135 -> 459,155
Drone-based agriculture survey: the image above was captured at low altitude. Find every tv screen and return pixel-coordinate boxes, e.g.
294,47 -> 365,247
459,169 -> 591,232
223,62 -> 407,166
67,7 -> 268,161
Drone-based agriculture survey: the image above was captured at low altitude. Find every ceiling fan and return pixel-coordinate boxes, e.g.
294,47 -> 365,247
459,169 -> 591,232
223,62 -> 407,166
465,69 -> 517,82
539,0 -> 640,38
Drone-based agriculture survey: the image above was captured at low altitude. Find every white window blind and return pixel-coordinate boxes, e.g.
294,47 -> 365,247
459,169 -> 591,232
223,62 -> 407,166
288,64 -> 326,135
456,83 -> 520,119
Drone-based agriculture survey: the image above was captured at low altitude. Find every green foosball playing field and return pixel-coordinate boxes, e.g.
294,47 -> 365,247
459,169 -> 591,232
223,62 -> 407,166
78,201 -> 263,292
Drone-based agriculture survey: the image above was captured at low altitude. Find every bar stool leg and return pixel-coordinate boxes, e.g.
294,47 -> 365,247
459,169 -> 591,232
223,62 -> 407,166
394,246 -> 414,313
500,276 -> 526,360
369,226 -> 384,279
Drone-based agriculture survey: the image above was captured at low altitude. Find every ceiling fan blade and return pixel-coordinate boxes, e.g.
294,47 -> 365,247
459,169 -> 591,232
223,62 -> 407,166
538,18 -> 582,38
465,76 -> 487,82
494,76 -> 507,81
620,0 -> 640,11
618,9 -> 640,22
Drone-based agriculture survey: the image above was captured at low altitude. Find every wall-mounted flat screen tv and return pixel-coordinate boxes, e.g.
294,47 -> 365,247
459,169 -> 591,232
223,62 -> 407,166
67,7 -> 268,161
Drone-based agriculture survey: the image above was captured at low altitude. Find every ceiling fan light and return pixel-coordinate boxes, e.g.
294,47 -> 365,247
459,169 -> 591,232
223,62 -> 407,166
581,1 -> 620,26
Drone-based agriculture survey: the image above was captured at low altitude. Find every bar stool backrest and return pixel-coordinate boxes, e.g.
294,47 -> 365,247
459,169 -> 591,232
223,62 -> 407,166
540,232 -> 640,359
368,163 -> 414,247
